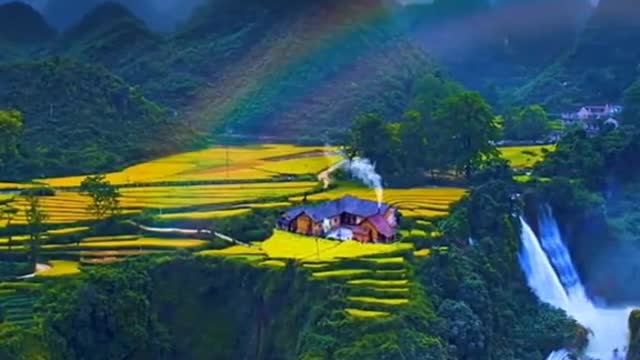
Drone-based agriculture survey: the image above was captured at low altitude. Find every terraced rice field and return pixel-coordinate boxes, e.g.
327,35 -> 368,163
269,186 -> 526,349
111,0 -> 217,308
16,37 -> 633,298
499,145 -> 555,169
0,283 -> 40,327
261,230 -> 412,261
41,144 -> 341,187
1,182 -> 316,225
292,186 -> 466,218
38,260 -> 81,277
158,209 -> 251,220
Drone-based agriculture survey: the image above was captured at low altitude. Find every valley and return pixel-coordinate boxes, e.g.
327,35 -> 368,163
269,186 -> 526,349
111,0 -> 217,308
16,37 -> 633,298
1,0 -> 640,359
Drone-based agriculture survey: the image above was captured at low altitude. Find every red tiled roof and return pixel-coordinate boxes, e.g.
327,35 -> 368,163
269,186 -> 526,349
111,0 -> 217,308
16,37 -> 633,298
366,214 -> 395,238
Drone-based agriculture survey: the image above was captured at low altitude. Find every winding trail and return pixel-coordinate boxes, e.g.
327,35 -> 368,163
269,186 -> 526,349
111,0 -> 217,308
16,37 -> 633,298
16,263 -> 51,280
130,221 -> 253,247
318,160 -> 346,189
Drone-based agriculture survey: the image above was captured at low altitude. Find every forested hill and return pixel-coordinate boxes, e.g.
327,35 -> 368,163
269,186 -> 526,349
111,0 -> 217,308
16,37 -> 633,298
513,0 -> 640,111
397,0 -> 592,105
0,0 -> 435,178
0,59 -> 200,179
4,0 -> 435,135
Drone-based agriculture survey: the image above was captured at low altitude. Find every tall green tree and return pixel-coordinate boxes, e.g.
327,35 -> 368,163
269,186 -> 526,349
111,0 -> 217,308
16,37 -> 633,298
0,110 -> 22,172
398,111 -> 430,183
80,175 -> 121,221
0,201 -> 19,251
623,80 -> 640,131
504,105 -> 551,140
347,113 -> 400,178
24,194 -> 47,267
431,92 -> 500,179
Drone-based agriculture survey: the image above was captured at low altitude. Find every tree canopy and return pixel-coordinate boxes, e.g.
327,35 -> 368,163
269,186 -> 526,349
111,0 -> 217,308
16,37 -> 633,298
80,175 -> 121,221
503,105 -> 552,141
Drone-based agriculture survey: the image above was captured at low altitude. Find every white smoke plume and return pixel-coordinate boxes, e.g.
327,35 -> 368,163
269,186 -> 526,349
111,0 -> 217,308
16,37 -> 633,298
343,157 -> 383,206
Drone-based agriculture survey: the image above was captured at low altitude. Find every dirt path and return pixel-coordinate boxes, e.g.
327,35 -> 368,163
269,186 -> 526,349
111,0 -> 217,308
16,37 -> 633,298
131,222 -> 253,247
318,160 -> 346,189
16,263 -> 52,280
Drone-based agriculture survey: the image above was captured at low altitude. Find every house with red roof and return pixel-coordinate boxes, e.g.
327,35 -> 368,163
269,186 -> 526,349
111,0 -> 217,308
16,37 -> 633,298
276,195 -> 398,243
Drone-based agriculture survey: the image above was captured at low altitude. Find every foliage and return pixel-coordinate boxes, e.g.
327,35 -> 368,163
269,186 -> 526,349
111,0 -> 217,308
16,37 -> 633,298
0,110 -> 22,173
80,175 -> 121,221
502,105 -> 552,141
512,0 -> 640,111
347,91 -> 499,184
0,58 -> 199,180
431,92 -> 501,179
629,309 -> 640,360
23,193 -> 47,266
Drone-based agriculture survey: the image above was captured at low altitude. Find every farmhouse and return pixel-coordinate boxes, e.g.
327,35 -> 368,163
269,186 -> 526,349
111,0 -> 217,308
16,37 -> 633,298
277,195 -> 397,243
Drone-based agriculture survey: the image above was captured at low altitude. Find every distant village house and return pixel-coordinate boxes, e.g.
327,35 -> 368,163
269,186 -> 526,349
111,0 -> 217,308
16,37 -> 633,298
561,104 -> 622,133
276,195 -> 397,243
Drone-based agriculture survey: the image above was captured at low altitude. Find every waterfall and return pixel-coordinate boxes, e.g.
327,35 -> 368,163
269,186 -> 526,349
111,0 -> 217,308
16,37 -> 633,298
518,208 -> 634,360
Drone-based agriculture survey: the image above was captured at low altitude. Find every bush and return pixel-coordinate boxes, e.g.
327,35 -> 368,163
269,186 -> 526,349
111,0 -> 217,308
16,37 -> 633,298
0,261 -> 33,278
19,187 -> 55,197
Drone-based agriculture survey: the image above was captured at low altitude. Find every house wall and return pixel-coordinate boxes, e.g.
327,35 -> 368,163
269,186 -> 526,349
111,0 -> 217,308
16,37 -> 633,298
361,221 -> 379,242
312,223 -> 322,236
353,230 -> 371,243
296,214 -> 313,235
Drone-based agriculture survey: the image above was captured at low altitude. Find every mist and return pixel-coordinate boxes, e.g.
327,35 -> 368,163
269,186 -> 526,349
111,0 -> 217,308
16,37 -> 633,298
0,0 -> 207,31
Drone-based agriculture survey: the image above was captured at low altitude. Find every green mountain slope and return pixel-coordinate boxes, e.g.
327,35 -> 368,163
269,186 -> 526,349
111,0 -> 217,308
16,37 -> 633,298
57,0 -> 435,137
513,0 -> 640,110
399,0 -> 591,105
0,2 -> 56,45
0,58 -> 198,179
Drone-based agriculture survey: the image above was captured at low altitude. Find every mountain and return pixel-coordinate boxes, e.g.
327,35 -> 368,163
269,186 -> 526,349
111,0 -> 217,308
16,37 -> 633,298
399,0 -> 593,107
512,0 -> 640,111
0,2 -> 56,45
56,2 -> 159,70
0,59 -> 199,179
0,0 -> 436,177
50,0 -> 436,137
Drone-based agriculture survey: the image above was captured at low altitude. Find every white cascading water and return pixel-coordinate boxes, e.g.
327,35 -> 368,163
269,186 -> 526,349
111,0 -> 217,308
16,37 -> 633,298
518,206 -> 633,360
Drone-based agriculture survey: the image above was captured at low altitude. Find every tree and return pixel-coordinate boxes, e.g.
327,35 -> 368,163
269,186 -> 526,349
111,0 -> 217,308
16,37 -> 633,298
0,110 -> 22,171
431,92 -> 500,179
80,175 -> 121,221
0,202 -> 19,251
24,194 -> 47,267
347,113 -> 400,179
398,111 -> 430,185
503,105 -> 552,141
623,80 -> 640,131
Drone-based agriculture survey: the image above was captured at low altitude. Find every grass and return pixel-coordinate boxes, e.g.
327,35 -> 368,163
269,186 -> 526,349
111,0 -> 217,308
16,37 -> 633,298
83,235 -> 140,242
312,269 -> 372,279
499,145 -> 555,169
347,279 -> 408,287
158,209 -> 250,220
362,257 -> 404,265
254,155 -> 342,175
199,245 -> 265,257
259,260 -> 286,268
261,230 -> 412,261
25,238 -> 210,251
293,186 -> 465,218
414,249 -> 431,257
2,181 -> 316,224
41,144 -> 339,187
347,296 -> 409,306
38,260 -> 80,277
345,308 -> 391,318
47,227 -> 90,235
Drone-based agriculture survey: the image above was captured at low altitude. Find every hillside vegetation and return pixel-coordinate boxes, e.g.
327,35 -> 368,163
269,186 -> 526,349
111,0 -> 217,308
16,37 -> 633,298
513,0 -> 640,110
0,58 -> 199,179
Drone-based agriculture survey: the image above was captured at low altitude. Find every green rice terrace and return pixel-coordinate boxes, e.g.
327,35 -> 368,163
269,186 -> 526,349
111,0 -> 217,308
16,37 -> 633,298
0,142 -> 553,352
